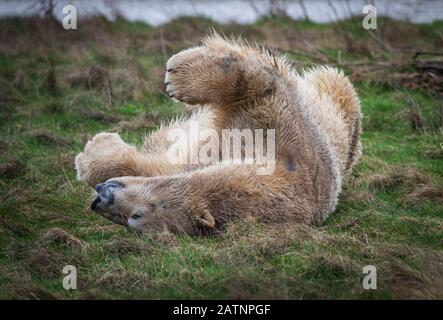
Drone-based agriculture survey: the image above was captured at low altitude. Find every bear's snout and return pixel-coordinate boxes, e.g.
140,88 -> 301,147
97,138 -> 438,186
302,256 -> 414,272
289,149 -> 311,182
91,180 -> 124,212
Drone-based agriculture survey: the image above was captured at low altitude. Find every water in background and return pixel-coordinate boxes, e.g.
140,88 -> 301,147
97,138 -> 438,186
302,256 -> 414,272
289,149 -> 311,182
0,0 -> 442,25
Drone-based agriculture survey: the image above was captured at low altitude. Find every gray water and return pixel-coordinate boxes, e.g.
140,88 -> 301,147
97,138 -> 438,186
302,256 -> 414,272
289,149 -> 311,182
0,0 -> 442,25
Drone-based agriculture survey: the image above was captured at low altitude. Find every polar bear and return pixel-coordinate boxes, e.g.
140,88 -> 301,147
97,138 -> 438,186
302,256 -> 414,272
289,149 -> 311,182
75,34 -> 361,235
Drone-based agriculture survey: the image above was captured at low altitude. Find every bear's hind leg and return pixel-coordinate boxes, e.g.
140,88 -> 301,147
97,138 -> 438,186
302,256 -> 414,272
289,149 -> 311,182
302,67 -> 362,172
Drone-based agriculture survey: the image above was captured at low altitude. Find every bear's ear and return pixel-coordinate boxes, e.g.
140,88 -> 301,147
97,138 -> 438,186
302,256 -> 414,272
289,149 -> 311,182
195,209 -> 215,229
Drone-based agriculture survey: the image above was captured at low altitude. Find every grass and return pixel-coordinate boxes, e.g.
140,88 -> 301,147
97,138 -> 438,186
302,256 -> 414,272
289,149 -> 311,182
0,15 -> 442,300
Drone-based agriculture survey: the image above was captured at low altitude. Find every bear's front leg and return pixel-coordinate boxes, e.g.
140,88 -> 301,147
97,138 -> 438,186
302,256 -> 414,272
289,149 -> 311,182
75,132 -> 153,187
165,44 -> 274,106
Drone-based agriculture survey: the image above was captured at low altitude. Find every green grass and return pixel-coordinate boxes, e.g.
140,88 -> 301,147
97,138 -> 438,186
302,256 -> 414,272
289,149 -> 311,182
0,16 -> 442,300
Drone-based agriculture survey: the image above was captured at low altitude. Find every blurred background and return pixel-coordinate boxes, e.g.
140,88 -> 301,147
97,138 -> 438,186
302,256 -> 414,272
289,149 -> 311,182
0,0 -> 442,300
2,0 -> 443,24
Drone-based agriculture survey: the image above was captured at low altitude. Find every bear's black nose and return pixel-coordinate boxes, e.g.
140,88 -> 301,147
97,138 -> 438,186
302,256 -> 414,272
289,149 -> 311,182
91,180 -> 124,211
91,196 -> 101,211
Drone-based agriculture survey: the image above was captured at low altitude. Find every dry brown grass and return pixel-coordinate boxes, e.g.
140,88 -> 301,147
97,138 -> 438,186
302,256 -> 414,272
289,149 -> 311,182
221,217 -> 312,256
152,229 -> 178,247
339,190 -> 375,206
0,218 -> 33,237
3,284 -> 60,300
112,111 -> 160,131
225,276 -> 290,300
28,247 -> 70,278
80,110 -> 122,123
215,216 -> 443,299
105,237 -> 151,255
41,228 -> 83,248
404,186 -> 443,206
369,167 -> 430,192
0,158 -> 25,179
30,129 -> 72,147
91,264 -> 151,290
422,143 -> 443,160
376,244 -> 443,299
63,61 -> 161,104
